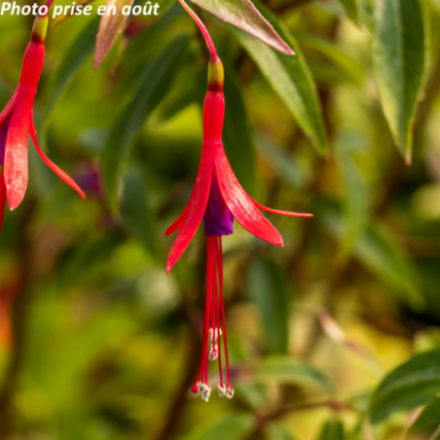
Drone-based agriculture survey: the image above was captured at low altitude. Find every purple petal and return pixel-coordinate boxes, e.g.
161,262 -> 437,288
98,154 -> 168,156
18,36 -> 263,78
0,115 -> 11,167
204,173 -> 234,236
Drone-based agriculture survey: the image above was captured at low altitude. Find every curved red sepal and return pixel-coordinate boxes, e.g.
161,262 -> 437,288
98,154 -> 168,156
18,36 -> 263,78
250,198 -> 313,218
166,147 -> 214,273
4,95 -> 32,211
214,146 -> 283,246
165,204 -> 188,236
30,119 -> 86,200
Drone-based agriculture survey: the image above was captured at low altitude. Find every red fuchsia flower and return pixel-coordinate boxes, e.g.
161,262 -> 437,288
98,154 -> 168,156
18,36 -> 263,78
0,13 -> 85,233
166,0 -> 312,402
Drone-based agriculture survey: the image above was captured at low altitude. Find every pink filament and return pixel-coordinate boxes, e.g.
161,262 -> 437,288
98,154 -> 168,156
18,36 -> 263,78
191,235 -> 231,395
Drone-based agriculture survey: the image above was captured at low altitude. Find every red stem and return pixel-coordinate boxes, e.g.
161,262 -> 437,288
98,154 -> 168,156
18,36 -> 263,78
178,0 -> 217,60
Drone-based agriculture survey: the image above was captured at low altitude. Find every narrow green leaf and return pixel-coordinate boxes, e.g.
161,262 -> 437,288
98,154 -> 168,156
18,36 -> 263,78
102,36 -> 189,211
223,66 -> 256,196
405,395 -> 440,440
337,0 -> 359,23
122,167 -> 157,257
355,222 -> 423,310
370,349 -> 440,423
256,133 -> 310,189
373,0 -> 428,163
317,200 -> 423,310
60,232 -> 124,286
317,420 -> 345,440
181,413 -> 255,440
247,258 -> 289,354
296,33 -> 364,86
429,0 -> 440,13
256,356 -> 333,391
266,422 -> 298,440
94,0 -> 135,70
94,0 -> 176,70
45,17 -> 99,123
340,159 -> 369,256
234,4 -> 328,155
187,0 -> 294,55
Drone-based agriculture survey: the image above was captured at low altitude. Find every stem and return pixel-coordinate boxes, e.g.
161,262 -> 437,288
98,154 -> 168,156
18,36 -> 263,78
178,0 -> 217,60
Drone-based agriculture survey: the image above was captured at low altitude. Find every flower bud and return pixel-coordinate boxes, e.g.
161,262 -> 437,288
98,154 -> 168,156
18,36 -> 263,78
208,56 -> 224,92
31,13 -> 49,44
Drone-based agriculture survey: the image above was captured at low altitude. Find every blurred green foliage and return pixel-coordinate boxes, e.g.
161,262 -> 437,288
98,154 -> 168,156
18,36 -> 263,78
1,0 -> 440,439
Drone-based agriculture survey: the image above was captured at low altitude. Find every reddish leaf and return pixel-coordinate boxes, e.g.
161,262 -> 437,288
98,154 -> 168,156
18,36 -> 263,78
94,0 -> 134,70
187,0 -> 294,55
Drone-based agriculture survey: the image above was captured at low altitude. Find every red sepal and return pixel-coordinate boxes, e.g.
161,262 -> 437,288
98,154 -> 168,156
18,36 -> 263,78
214,146 -> 283,246
30,119 -> 86,200
250,198 -> 313,218
3,94 -> 33,211
165,204 -> 188,236
166,147 -> 214,273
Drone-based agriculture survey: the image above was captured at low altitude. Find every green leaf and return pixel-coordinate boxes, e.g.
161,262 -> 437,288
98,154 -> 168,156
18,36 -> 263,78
187,0 -> 293,55
317,419 -> 345,440
317,201 -> 423,310
247,258 -> 289,354
122,167 -> 157,257
355,222 -> 423,310
234,4 -> 328,155
340,159 -> 369,256
94,0 -> 135,70
372,0 -> 428,163
256,356 -> 333,391
337,0 -> 359,23
296,33 -> 364,86
405,395 -> 440,439
60,232 -> 124,286
102,36 -> 189,211
45,17 -> 99,124
370,349 -> 440,423
429,0 -> 440,13
94,0 -> 176,70
223,66 -> 256,196
266,422 -> 297,440
256,133 -> 310,189
181,413 -> 255,440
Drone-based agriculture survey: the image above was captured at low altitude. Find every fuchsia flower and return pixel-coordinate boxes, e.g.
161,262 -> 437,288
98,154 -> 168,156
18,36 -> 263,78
0,13 -> 85,232
166,0 -> 313,402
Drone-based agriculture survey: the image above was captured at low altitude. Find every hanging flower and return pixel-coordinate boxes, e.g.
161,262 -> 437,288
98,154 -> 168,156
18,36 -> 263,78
0,13 -> 85,233
166,0 -> 312,402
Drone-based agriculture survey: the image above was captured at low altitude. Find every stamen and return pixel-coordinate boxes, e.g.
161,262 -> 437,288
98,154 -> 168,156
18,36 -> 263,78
217,237 -> 232,388
226,386 -> 234,399
218,383 -> 226,398
201,384 -> 211,402
192,235 -> 234,400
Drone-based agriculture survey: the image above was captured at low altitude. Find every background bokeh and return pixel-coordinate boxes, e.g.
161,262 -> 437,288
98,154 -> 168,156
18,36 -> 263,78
1,0 -> 440,439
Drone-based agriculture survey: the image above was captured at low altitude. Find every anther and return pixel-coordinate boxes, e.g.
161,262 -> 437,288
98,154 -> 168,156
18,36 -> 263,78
209,346 -> 218,361
209,327 -> 222,342
218,383 -> 226,397
226,386 -> 234,399
201,385 -> 211,402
